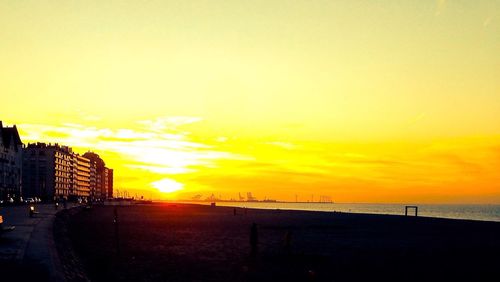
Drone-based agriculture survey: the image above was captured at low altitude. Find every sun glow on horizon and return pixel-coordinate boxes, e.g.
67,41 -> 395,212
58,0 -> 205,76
17,117 -> 241,198
152,178 -> 184,194
13,119 -> 500,203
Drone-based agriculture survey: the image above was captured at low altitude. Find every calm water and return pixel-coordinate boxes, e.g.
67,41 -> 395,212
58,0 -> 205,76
179,201 -> 500,222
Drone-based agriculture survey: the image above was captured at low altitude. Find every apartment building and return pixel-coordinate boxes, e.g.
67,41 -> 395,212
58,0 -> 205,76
74,154 -> 91,199
83,151 -> 110,201
0,121 -> 23,201
23,143 -> 74,200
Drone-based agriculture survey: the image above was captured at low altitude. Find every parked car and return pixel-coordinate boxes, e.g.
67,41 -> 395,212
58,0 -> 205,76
25,198 -> 35,204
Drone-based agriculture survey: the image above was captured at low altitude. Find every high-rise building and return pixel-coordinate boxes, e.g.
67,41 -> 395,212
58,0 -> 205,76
23,143 -> 93,201
102,167 -> 109,200
23,143 -> 73,201
83,152 -> 112,201
107,168 -> 114,198
74,154 -> 91,199
88,160 -> 97,201
0,121 -> 23,201
83,152 -> 103,200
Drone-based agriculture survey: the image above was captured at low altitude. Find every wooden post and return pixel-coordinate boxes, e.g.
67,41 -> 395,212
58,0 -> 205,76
250,223 -> 258,258
114,207 -> 120,255
405,206 -> 418,217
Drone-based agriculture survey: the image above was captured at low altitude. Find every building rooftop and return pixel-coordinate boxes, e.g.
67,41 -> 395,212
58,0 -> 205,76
0,121 -> 23,150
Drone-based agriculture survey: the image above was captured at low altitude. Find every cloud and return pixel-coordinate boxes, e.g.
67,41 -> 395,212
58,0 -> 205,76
266,141 -> 296,150
127,164 -> 195,175
137,116 -> 203,132
405,113 -> 426,127
483,16 -> 492,27
17,119 -> 500,202
429,153 -> 483,175
18,117 -> 239,192
435,0 -> 447,16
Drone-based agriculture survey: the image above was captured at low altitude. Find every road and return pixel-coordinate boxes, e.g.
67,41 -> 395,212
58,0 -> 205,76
0,203 -> 77,281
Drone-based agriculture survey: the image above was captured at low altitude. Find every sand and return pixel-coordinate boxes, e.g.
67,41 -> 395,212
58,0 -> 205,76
61,203 -> 500,282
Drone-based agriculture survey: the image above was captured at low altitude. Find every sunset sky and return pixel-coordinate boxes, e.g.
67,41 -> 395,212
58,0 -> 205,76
1,1 -> 499,203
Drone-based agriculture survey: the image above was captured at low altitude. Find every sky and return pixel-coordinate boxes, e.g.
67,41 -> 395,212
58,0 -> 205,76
1,0 -> 499,203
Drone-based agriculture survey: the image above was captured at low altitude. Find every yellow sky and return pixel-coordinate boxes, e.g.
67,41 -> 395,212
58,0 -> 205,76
1,1 -> 499,203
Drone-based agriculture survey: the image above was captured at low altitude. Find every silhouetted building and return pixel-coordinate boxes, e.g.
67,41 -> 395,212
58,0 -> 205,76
74,154 -> 91,199
88,160 -> 97,201
23,143 -> 73,201
23,143 -> 92,201
102,167 -> 109,200
0,121 -> 23,201
83,152 -> 103,201
107,168 -> 113,198
83,152 -> 112,201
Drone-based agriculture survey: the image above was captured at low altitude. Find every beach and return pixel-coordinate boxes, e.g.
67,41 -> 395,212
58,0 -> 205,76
61,203 -> 500,282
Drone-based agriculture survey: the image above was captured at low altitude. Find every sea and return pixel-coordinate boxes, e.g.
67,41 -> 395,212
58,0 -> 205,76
178,201 -> 500,222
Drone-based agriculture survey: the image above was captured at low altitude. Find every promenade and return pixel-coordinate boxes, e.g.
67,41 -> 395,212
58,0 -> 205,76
0,203 -> 75,281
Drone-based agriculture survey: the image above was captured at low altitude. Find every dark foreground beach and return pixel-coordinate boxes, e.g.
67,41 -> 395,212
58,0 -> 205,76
58,203 -> 500,282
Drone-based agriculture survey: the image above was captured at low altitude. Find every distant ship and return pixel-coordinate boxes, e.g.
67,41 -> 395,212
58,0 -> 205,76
262,199 -> 277,202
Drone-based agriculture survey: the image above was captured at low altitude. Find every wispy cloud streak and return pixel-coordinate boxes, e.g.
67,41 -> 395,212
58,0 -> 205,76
18,117 -> 238,193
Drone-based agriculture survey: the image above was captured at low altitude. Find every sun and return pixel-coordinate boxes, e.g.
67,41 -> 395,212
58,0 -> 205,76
152,178 -> 184,193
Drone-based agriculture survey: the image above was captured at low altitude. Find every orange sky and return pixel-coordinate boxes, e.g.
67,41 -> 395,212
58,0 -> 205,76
1,1 -> 499,203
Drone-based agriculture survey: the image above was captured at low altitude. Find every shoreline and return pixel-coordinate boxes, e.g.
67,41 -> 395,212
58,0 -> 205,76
157,200 -> 500,223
